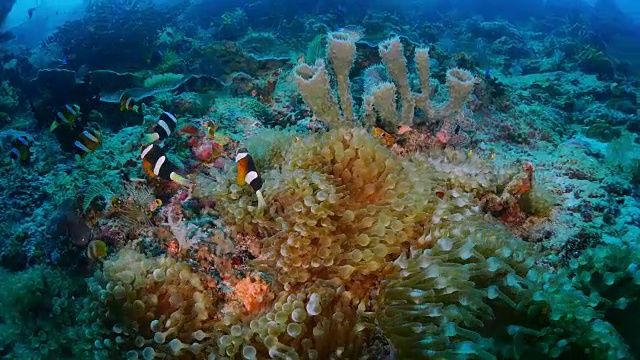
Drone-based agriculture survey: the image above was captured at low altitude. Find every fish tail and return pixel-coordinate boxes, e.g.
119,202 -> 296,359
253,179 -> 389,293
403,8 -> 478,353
256,190 -> 267,211
143,133 -> 160,144
169,172 -> 191,187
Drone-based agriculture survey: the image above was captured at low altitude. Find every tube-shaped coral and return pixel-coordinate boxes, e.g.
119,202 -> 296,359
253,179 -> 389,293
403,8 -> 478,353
327,31 -> 357,122
414,47 -> 437,119
441,68 -> 475,116
294,60 -> 341,127
370,83 -> 399,132
378,37 -> 415,127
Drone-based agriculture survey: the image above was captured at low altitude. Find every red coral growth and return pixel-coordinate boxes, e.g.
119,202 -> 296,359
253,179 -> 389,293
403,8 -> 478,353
233,276 -> 272,314
235,233 -> 261,258
482,161 -> 535,226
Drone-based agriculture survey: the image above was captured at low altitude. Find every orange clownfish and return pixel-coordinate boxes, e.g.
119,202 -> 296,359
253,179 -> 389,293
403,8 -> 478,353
86,240 -> 108,261
143,111 -> 178,144
9,135 -> 33,164
373,127 -> 394,147
119,92 -> 139,113
203,120 -> 217,139
235,147 -> 266,209
50,104 -> 81,132
140,143 -> 190,187
74,129 -> 101,158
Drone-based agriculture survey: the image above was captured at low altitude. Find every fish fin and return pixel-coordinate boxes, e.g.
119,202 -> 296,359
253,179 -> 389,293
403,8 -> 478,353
133,105 -> 139,113
169,172 -> 191,187
49,121 -> 59,132
120,105 -> 125,112
143,133 -> 160,144
256,190 -> 266,211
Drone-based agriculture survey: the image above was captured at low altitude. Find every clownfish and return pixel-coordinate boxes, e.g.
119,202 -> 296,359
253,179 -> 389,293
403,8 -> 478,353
235,148 -> 266,209
143,111 -> 178,144
86,240 -> 108,261
74,129 -> 101,158
119,92 -> 139,113
373,127 -> 394,147
50,104 -> 81,132
9,135 -> 32,164
203,120 -> 217,139
140,143 -> 191,187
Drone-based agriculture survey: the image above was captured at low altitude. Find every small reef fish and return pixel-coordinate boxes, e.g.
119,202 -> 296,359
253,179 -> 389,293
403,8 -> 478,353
9,135 -> 32,164
119,92 -> 139,113
235,148 -> 266,209
50,104 -> 81,132
203,120 -> 217,139
140,143 -> 191,186
86,240 -> 108,261
74,129 -> 101,158
150,198 -> 162,212
143,111 -> 178,144
373,127 -> 394,147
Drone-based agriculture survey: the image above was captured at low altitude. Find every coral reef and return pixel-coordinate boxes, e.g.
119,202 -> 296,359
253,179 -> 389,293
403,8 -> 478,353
0,1 -> 639,359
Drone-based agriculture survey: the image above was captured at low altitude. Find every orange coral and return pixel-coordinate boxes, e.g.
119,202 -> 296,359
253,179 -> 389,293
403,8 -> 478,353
233,276 -> 271,314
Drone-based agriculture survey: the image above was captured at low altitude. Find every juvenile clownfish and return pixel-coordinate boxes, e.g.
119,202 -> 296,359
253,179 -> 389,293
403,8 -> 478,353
140,143 -> 191,187
373,127 -> 394,147
203,120 -> 217,139
9,135 -> 33,164
86,240 -> 108,261
119,92 -> 139,113
235,148 -> 266,209
143,111 -> 178,144
74,129 -> 101,158
50,104 -> 81,132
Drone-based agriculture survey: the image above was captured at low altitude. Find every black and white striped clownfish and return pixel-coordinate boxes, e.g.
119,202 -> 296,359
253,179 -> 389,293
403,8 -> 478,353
74,129 -> 101,158
50,104 -> 81,132
140,143 -> 190,187
143,111 -> 178,144
119,92 -> 139,113
9,135 -> 33,164
235,147 -> 266,209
